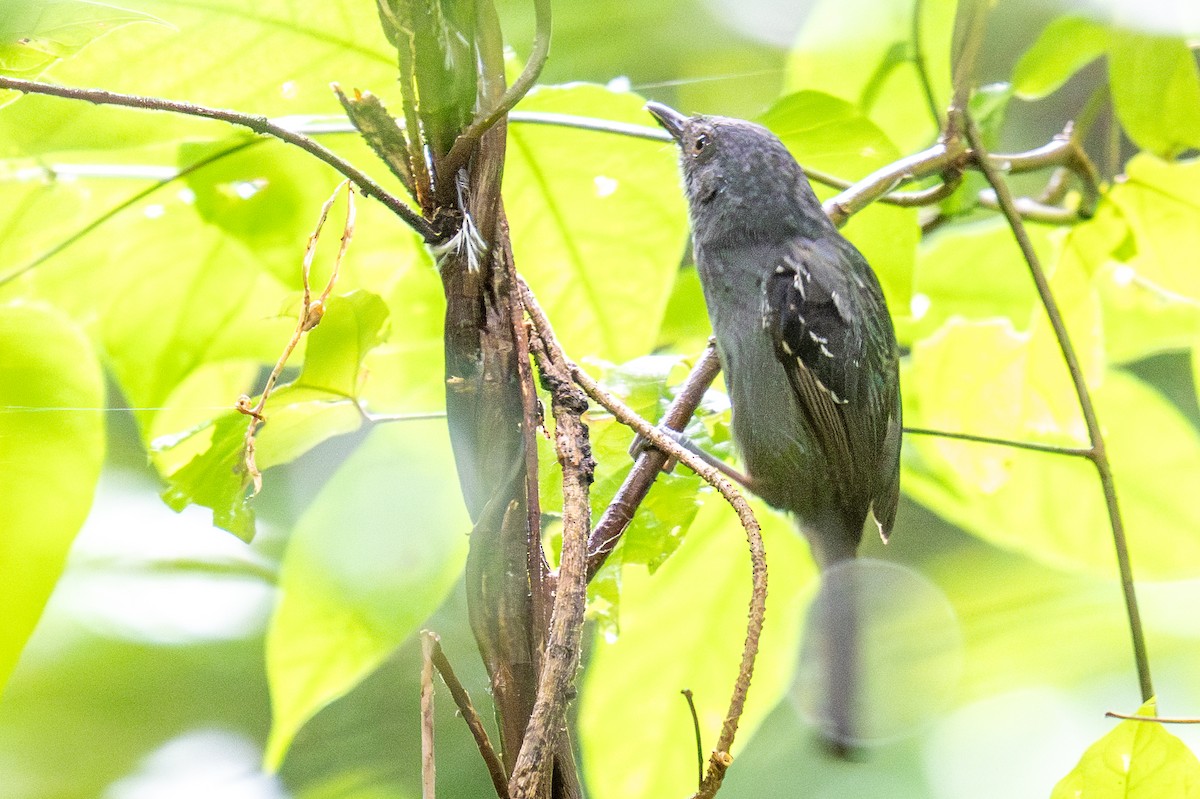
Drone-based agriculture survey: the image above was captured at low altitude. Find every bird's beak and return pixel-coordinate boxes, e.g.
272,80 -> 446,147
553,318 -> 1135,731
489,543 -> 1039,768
645,101 -> 687,143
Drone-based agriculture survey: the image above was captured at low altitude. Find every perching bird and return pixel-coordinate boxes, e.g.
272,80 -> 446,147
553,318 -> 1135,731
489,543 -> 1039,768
646,101 -> 902,750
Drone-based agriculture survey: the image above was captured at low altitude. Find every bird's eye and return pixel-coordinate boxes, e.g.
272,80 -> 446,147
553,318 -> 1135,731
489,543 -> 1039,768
693,133 -> 711,154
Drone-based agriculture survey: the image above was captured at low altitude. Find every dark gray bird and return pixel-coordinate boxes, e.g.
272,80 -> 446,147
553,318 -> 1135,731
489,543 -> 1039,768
646,101 -> 902,749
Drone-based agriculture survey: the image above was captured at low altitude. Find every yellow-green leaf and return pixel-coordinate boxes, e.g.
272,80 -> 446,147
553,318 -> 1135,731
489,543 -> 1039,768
1052,699 -> 1200,798
263,421 -> 469,771
0,302 -> 104,696
1013,16 -> 1109,100
506,84 -> 689,362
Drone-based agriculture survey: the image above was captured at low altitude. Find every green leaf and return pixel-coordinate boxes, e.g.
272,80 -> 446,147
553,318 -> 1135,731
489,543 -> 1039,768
0,0 -> 161,106
906,318 -> 1200,578
1051,699 -> 1200,798
1109,31 -> 1200,158
0,302 -> 105,696
157,291 -> 389,540
1099,156 -> 1200,359
1012,16 -> 1109,100
0,0 -> 399,156
908,218 -> 1060,345
293,290 -> 389,396
263,421 -> 469,771
506,84 -> 689,361
760,90 -> 919,314
159,410 -> 258,539
785,0 -> 955,153
579,495 -> 814,799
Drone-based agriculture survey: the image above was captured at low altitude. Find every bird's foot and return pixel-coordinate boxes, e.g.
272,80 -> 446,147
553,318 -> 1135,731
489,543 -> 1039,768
628,425 -> 689,473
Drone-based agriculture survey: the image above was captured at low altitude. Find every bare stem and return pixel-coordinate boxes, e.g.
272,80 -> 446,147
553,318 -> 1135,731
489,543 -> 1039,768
0,75 -> 435,240
236,182 -> 355,494
963,116 -> 1153,703
1106,711 -> 1200,724
425,632 -> 510,799
903,427 -> 1093,457
510,281 -> 595,799
681,689 -> 704,790
911,0 -> 944,131
0,137 -> 261,288
420,632 -> 437,799
520,280 -> 766,799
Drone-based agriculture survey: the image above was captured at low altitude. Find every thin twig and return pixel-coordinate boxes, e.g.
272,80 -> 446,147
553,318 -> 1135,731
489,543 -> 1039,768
681,689 -> 704,790
823,141 -> 966,226
0,75 -> 436,240
439,0 -> 552,185
420,632 -> 437,799
235,182 -> 355,494
911,0 -> 944,132
519,280 -> 767,799
509,280 -> 595,799
425,632 -> 510,799
903,427 -> 1093,457
964,115 -> 1153,702
1105,711 -> 1200,724
500,214 -> 551,666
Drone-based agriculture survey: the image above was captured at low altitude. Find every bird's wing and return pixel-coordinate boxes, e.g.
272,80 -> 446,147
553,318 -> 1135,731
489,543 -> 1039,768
762,236 -> 900,534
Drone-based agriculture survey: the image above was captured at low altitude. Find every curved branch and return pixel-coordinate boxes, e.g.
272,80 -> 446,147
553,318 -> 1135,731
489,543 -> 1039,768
519,280 -> 766,799
510,290 -> 593,799
1105,711 -> 1200,724
0,75 -> 436,241
823,141 -> 966,226
963,115 -> 1153,703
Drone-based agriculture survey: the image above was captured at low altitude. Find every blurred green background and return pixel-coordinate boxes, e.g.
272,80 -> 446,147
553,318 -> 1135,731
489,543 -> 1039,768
3,0 -> 1200,797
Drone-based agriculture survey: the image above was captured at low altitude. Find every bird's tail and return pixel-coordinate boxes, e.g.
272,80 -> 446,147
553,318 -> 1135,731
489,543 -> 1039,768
816,562 -> 861,756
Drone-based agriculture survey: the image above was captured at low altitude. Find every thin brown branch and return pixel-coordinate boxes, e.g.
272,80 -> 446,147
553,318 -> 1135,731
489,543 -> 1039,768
586,343 -> 722,581
236,182 -> 355,494
510,282 -> 595,799
976,192 -> 1084,225
500,215 -> 552,668
1105,711 -> 1200,724
823,141 -> 966,226
420,632 -> 437,799
948,0 -> 988,139
963,115 -> 1154,703
425,632 -> 510,799
0,75 -> 436,240
439,0 -> 552,184
681,689 -> 704,790
903,427 -> 1093,457
519,281 -> 766,799
911,0 -> 944,132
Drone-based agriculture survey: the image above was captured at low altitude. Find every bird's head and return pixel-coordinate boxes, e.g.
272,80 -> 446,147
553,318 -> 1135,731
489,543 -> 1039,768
645,101 -> 824,245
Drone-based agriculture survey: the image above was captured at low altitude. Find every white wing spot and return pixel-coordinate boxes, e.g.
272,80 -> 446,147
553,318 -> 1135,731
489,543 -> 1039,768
819,343 -> 834,358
